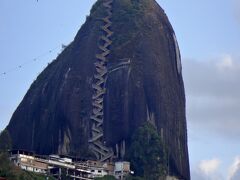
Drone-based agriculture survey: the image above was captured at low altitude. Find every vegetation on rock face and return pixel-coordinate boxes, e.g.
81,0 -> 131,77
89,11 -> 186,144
0,130 -> 12,152
111,0 -> 148,49
126,122 -> 167,180
90,0 -> 107,19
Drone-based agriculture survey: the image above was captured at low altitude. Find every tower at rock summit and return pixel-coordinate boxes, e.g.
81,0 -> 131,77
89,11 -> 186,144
6,0 -> 190,179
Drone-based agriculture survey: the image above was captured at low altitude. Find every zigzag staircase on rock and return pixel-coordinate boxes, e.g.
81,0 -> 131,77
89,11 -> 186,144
89,0 -> 114,162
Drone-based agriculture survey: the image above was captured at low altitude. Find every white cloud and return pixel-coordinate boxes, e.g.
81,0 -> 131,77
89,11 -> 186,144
186,55 -> 240,180
199,158 -> 221,175
228,156 -> 240,180
191,158 -> 223,180
183,55 -> 240,139
216,54 -> 234,70
191,170 -> 206,180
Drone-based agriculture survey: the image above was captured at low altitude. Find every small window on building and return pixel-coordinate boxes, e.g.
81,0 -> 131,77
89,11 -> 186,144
98,170 -> 101,173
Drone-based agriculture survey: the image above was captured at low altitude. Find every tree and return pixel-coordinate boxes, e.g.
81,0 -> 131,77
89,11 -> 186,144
126,122 -> 167,180
0,130 -> 12,152
0,152 -> 13,178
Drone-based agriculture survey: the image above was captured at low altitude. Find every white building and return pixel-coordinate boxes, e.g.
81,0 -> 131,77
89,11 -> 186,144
114,161 -> 131,179
10,150 -> 48,174
9,150 -> 131,179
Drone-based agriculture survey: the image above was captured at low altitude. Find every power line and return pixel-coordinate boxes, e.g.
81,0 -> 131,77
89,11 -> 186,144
0,45 -> 61,77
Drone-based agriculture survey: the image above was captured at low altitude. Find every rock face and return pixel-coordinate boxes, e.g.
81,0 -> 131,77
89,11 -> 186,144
6,0 -> 190,179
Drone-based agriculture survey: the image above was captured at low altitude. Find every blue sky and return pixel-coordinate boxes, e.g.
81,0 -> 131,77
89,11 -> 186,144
1,0 -> 240,179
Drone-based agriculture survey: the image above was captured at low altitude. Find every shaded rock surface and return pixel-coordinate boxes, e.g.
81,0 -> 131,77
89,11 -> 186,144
6,0 -> 190,179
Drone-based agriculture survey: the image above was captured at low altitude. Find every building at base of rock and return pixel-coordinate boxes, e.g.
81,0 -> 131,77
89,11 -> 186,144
9,150 -> 131,179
